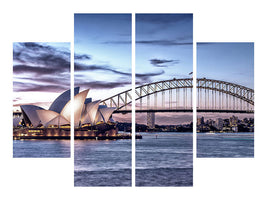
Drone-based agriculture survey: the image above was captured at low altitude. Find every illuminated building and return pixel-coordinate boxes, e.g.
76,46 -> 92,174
16,87 -> 116,128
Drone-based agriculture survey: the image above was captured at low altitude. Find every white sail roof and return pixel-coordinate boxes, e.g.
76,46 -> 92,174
99,107 -> 116,123
36,110 -> 69,127
60,89 -> 89,127
94,110 -> 102,124
19,88 -> 117,128
81,100 -> 101,125
45,114 -> 70,127
49,87 -> 80,113
20,105 -> 44,127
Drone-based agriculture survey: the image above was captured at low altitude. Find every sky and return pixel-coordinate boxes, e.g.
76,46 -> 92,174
197,42 -> 254,89
136,14 -> 193,83
13,42 -> 71,111
74,14 -> 132,101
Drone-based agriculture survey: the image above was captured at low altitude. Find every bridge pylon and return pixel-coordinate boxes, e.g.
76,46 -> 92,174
147,112 -> 155,129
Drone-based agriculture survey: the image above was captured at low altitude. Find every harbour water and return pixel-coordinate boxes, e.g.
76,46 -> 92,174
74,139 -> 132,186
13,140 -> 70,158
136,132 -> 193,186
74,132 -> 193,187
14,133 -> 193,186
197,132 -> 254,158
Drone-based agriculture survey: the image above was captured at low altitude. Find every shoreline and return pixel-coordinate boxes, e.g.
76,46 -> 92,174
13,127 -> 142,140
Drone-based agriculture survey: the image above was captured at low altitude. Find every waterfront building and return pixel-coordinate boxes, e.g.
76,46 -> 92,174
15,87 -> 116,129
13,116 -> 22,127
215,118 -> 224,130
197,118 -> 201,126
13,88 -> 144,140
197,116 -> 204,126
230,115 -> 238,127
232,125 -> 238,132
206,119 -> 215,127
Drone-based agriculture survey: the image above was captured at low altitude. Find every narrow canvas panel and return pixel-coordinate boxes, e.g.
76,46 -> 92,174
74,13 -> 132,186
13,42 -> 71,158
196,42 -> 254,158
135,14 -> 193,186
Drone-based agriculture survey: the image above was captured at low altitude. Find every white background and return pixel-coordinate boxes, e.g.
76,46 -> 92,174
0,0 -> 266,199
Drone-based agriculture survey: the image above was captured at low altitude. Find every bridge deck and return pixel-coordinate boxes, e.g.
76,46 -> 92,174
114,109 -> 254,114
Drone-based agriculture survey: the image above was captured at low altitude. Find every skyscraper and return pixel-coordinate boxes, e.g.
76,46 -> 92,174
215,118 -> 224,130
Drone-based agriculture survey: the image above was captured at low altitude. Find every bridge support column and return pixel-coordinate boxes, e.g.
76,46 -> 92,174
147,112 -> 155,129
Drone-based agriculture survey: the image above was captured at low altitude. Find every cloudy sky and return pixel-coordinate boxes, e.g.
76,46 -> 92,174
74,14 -> 132,101
13,42 -> 71,110
197,42 -> 254,89
136,14 -> 193,83
74,13 -> 193,100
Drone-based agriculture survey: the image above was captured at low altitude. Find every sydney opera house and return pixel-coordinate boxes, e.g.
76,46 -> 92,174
13,87 -> 125,139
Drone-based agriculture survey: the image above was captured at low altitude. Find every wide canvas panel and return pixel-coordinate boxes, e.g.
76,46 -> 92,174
74,14 -> 132,186
135,14 -> 193,186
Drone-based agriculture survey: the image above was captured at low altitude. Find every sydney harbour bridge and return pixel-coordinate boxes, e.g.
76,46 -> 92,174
101,78 -> 254,114
14,78 -> 254,123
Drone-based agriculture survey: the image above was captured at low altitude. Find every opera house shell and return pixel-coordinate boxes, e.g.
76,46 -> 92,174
15,87 -> 116,129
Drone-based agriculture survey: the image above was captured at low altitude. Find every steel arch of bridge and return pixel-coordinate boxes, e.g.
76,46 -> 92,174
197,78 -> 254,105
100,78 -> 254,113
